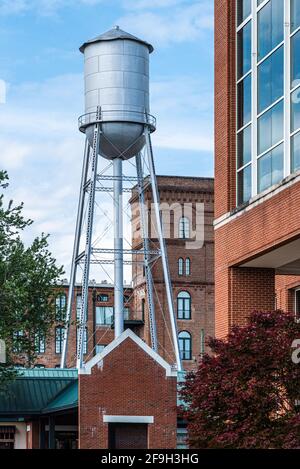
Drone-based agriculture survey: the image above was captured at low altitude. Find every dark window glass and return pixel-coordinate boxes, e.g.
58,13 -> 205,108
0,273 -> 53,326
291,30 -> 300,89
237,21 -> 252,79
258,143 -> 283,193
177,292 -> 191,320
291,0 -> 300,32
258,100 -> 283,155
258,46 -> 284,113
237,74 -> 252,129
291,87 -> 300,132
178,332 -> 192,361
237,164 -> 252,205
258,0 -> 283,61
237,0 -> 251,26
291,131 -> 300,172
238,124 -> 252,168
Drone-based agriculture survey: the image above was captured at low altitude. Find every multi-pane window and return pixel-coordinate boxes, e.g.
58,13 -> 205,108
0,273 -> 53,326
13,331 -> 24,353
55,327 -> 64,354
96,306 -> 114,325
55,293 -> 66,321
295,288 -> 300,321
35,334 -> 46,354
236,0 -> 300,205
177,291 -> 191,320
179,217 -> 190,239
124,307 -> 130,321
178,331 -> 192,361
76,327 -> 88,355
97,294 -> 109,302
186,258 -> 191,276
178,258 -> 184,276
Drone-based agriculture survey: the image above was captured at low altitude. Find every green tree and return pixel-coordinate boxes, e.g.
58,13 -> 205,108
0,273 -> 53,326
0,171 -> 64,388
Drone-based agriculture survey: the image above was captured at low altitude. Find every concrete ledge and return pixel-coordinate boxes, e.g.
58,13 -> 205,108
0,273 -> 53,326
103,415 -> 154,424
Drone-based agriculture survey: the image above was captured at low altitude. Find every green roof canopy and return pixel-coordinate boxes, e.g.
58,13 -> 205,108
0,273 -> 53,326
0,369 -> 78,416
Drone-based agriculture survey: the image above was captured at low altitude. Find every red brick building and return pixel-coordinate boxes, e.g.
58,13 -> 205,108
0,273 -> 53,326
30,176 -> 214,372
215,0 -> 300,338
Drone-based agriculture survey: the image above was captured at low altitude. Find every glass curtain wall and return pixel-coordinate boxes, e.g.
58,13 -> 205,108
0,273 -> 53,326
236,0 -> 300,205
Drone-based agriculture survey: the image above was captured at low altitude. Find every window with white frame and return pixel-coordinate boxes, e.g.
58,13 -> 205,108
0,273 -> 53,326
295,288 -> 300,320
177,291 -> 191,320
179,217 -> 190,239
236,0 -> 299,206
178,331 -> 192,361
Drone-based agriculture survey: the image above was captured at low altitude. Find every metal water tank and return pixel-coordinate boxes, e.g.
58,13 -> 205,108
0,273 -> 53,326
79,26 -> 155,160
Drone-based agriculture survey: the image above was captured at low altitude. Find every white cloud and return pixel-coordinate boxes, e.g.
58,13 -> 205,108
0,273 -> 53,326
117,2 -> 213,47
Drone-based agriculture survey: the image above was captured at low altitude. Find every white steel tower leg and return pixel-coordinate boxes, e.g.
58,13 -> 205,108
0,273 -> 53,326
135,153 -> 158,352
145,128 -> 182,372
76,124 -> 101,369
60,139 -> 90,369
113,158 -> 124,339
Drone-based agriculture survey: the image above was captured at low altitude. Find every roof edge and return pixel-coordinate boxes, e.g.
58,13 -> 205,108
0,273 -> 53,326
80,329 -> 177,377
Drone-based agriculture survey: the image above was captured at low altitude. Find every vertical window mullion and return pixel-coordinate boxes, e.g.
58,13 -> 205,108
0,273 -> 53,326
252,0 -> 258,197
284,0 -> 291,177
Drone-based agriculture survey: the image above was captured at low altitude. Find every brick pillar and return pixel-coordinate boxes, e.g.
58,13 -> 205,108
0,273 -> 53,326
216,266 -> 275,338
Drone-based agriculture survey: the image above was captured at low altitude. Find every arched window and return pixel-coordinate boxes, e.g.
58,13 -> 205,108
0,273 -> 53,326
178,331 -> 192,361
178,258 -> 184,276
179,217 -> 190,239
55,293 -> 66,321
177,291 -> 191,320
185,258 -> 191,276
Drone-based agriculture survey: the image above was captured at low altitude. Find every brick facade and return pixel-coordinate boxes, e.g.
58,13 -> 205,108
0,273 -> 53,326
79,332 -> 177,449
131,176 -> 215,371
26,176 -> 215,372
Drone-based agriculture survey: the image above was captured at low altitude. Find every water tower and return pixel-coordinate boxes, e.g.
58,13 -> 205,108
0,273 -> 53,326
60,26 -> 182,372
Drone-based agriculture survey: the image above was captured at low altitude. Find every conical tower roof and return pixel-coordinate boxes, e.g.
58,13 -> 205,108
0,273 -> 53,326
80,26 -> 154,53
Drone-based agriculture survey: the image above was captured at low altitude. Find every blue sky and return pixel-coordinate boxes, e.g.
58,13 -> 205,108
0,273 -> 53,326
0,0 -> 214,274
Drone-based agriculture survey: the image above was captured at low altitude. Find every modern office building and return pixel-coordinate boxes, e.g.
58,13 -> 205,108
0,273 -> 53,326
215,0 -> 300,338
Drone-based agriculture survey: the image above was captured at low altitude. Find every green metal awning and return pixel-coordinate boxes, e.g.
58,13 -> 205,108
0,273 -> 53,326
0,369 -> 78,416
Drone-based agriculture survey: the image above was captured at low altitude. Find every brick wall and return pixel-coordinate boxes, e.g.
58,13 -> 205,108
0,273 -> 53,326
131,176 -> 215,371
215,178 -> 300,337
79,336 -> 177,449
214,0 -> 236,219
